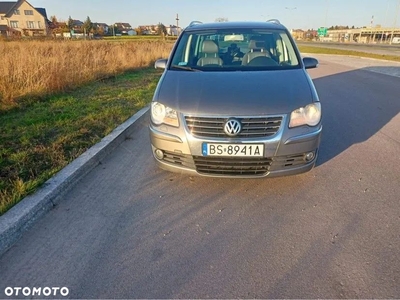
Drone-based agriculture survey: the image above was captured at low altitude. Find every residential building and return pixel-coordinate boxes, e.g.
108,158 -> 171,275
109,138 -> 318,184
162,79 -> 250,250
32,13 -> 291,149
114,22 -> 132,35
70,19 -> 83,33
166,24 -> 181,36
139,24 -> 182,36
0,0 -> 49,37
0,24 -> 7,35
304,29 -> 317,40
93,22 -> 109,35
51,21 -> 66,31
291,29 -> 305,40
138,25 -> 157,35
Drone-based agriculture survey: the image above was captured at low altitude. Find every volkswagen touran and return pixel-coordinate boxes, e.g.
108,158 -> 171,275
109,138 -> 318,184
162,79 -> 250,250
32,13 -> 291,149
149,20 -> 322,178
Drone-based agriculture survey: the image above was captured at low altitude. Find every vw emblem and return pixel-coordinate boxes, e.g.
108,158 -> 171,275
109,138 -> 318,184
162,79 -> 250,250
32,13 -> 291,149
224,119 -> 242,136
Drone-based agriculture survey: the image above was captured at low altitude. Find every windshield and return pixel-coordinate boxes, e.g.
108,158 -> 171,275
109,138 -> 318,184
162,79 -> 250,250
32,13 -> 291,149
170,28 -> 300,71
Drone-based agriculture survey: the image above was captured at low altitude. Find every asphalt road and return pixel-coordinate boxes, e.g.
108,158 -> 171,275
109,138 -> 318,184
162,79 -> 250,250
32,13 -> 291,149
298,41 -> 400,57
1,58 -> 400,299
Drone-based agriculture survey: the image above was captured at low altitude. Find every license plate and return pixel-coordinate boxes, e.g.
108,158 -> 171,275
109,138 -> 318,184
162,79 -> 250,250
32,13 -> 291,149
202,143 -> 264,157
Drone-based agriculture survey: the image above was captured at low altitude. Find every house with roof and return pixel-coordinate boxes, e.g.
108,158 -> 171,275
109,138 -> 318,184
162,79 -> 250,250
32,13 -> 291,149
166,24 -> 181,36
138,25 -> 157,35
114,22 -> 133,35
138,24 -> 182,36
304,29 -> 318,41
291,29 -> 305,40
93,22 -> 109,35
69,19 -> 83,33
50,21 -> 67,32
0,0 -> 50,37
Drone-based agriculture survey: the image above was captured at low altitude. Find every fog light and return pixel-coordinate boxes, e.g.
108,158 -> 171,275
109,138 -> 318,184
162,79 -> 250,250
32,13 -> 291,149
155,149 -> 164,160
305,152 -> 315,162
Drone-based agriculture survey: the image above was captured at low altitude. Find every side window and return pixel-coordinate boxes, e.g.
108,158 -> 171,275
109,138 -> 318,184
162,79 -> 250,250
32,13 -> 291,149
171,34 -> 190,66
189,35 -> 200,65
170,34 -> 204,66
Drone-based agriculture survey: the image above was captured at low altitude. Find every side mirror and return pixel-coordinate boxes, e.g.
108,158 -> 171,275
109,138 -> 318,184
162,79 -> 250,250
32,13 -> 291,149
155,59 -> 168,69
303,57 -> 319,69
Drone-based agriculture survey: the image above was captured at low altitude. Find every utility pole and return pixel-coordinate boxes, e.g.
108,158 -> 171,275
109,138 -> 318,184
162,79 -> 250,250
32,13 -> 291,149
390,0 -> 400,44
324,0 -> 330,28
285,7 -> 297,33
381,0 -> 390,43
370,15 -> 374,43
175,13 -> 180,35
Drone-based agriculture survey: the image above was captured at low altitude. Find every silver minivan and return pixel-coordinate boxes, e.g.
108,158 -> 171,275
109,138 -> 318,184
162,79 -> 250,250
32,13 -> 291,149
149,20 -> 322,178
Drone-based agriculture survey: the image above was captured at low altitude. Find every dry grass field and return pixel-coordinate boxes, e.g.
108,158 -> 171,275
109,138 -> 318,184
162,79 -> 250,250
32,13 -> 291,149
0,39 -> 173,214
0,40 -> 173,109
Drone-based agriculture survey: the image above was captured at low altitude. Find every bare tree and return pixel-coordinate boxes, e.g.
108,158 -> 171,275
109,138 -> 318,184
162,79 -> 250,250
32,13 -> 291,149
50,15 -> 58,24
157,23 -> 167,36
83,16 -> 93,35
67,16 -> 74,31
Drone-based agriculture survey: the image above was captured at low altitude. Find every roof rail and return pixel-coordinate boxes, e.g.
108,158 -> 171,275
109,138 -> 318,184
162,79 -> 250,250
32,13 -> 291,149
189,21 -> 203,27
266,19 -> 281,25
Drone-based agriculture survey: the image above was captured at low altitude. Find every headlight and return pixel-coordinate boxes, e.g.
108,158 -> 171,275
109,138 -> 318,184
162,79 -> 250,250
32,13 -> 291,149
151,102 -> 179,127
289,102 -> 321,128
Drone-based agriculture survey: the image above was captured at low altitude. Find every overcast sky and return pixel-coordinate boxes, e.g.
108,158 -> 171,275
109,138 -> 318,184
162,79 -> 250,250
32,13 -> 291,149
32,0 -> 400,30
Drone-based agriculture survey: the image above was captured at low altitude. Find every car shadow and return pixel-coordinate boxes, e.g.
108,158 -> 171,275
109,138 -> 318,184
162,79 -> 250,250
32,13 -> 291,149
311,66 -> 400,166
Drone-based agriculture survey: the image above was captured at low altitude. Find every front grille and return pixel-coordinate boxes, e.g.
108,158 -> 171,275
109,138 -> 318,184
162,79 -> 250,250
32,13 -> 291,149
185,116 -> 282,138
161,151 -> 312,176
193,156 -> 272,176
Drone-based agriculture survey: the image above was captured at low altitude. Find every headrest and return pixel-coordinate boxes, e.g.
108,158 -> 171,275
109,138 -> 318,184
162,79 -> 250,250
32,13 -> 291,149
248,40 -> 265,50
202,40 -> 218,53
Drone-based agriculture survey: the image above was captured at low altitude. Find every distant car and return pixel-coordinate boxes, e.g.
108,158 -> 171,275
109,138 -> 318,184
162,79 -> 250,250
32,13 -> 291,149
149,20 -> 322,178
392,37 -> 400,44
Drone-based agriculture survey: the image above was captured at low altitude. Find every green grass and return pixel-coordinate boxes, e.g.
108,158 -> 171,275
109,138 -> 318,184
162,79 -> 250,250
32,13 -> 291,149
298,45 -> 400,63
0,68 -> 162,215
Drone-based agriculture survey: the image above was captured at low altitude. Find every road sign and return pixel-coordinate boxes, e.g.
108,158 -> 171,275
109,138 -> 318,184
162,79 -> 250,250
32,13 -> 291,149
317,27 -> 327,37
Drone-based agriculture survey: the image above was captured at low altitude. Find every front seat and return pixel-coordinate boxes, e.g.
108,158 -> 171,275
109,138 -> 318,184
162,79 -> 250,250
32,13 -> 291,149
241,40 -> 270,65
197,40 -> 223,66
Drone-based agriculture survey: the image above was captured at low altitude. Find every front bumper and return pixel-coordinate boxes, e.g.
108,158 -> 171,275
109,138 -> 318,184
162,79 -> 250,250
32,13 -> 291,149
149,117 -> 322,178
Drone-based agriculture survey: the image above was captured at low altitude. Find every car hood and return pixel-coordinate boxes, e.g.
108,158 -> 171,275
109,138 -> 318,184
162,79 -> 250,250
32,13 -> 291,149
154,69 -> 314,116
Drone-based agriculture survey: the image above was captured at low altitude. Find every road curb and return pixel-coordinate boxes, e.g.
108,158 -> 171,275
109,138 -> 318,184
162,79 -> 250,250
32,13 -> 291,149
0,106 -> 149,257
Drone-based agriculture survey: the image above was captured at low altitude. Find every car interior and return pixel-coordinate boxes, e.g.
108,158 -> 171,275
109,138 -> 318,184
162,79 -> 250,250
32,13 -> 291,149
170,30 -> 299,70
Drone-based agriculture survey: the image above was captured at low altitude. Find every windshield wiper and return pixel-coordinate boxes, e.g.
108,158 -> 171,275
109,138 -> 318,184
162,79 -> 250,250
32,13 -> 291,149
170,65 -> 202,72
